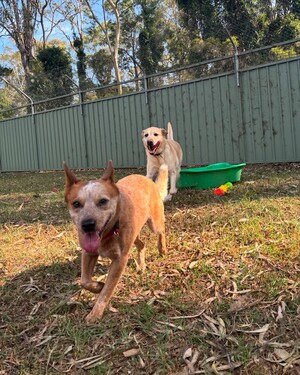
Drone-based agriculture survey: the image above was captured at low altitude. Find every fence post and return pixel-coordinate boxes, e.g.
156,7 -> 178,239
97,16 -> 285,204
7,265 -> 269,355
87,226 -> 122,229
79,89 -> 89,168
221,23 -> 240,87
143,74 -> 152,126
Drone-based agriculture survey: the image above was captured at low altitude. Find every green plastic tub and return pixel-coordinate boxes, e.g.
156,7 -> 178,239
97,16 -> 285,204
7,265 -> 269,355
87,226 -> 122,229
178,162 -> 246,189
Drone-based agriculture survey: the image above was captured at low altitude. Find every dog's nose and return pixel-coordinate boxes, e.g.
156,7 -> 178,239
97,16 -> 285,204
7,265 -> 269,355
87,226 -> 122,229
147,140 -> 153,147
82,219 -> 96,233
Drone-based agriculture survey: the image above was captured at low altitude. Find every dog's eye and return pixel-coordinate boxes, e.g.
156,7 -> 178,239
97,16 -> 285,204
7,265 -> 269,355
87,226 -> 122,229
154,133 -> 158,136
73,201 -> 81,209
98,198 -> 109,206
144,133 -> 149,137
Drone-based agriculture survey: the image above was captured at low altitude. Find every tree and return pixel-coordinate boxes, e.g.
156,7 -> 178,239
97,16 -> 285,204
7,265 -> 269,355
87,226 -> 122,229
83,0 -> 124,94
0,0 -> 38,77
0,64 -> 13,118
73,34 -> 95,91
27,45 -> 74,109
36,0 -> 85,50
137,0 -> 164,77
88,48 -> 114,85
47,0 -> 94,90
0,48 -> 30,117
222,0 -> 257,49
118,0 -> 142,87
177,0 -> 300,51
176,0 -> 226,40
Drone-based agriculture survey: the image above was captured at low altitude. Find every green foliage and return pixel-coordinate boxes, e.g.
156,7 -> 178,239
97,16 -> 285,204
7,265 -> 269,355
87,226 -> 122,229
73,35 -> 93,91
223,0 -> 257,49
176,0 -> 226,40
0,65 -> 13,77
88,49 -> 114,86
176,0 -> 300,56
26,46 -> 74,110
263,13 -> 300,45
0,88 -> 13,119
137,0 -> 165,75
0,64 -> 18,118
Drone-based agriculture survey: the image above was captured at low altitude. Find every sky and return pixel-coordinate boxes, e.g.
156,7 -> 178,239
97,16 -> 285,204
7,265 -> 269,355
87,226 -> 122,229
0,34 -> 15,55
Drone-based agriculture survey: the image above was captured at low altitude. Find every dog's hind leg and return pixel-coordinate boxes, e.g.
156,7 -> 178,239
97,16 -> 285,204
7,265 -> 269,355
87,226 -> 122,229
169,170 -> 178,195
157,231 -> 166,255
134,236 -> 146,271
147,215 -> 166,256
81,252 -> 104,293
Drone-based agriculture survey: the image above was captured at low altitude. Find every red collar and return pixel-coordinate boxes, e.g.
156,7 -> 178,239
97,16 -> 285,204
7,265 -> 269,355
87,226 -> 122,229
104,220 -> 119,239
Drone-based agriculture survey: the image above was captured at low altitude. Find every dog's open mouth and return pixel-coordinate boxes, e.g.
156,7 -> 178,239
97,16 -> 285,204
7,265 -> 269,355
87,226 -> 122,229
81,215 -> 112,253
82,232 -> 100,253
147,141 -> 161,155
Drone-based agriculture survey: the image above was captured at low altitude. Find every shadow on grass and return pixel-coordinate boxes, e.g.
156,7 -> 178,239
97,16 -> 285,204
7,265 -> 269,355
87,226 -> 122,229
0,255 -> 83,326
0,255 -> 123,374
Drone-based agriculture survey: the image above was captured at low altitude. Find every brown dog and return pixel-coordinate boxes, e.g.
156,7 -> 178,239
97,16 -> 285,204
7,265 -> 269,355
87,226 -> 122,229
64,160 -> 168,323
141,122 -> 183,200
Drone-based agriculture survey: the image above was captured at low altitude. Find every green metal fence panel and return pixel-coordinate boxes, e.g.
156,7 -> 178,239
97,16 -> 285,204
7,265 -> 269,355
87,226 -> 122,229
83,92 -> 148,168
147,73 -> 244,166
35,106 -> 87,170
240,59 -> 300,163
0,116 -> 39,171
0,58 -> 299,172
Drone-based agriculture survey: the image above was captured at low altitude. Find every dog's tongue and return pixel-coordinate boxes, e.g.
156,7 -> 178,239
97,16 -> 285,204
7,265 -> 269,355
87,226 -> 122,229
150,141 -> 160,154
81,232 -> 100,253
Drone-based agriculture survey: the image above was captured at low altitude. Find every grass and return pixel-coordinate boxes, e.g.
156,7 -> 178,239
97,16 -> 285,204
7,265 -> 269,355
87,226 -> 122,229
0,163 -> 299,374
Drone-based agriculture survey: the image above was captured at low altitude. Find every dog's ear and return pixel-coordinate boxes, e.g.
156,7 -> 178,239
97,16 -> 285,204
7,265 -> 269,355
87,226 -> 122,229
161,128 -> 168,138
101,160 -> 115,183
141,130 -> 145,138
63,162 -> 81,189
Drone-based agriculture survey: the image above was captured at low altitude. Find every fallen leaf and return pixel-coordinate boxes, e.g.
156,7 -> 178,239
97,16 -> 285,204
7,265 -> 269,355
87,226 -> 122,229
139,356 -> 145,368
238,323 -> 269,334
183,348 -> 192,360
123,348 -> 140,357
108,305 -> 118,313
274,348 -> 292,361
189,261 -> 199,269
64,345 -> 73,355
156,320 -> 183,331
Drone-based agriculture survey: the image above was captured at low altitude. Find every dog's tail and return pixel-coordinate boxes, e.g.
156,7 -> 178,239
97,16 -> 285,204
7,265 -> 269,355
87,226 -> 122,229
155,164 -> 169,201
167,121 -> 173,140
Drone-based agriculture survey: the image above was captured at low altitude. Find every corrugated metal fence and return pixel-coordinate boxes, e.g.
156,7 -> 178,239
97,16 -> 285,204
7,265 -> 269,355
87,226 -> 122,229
0,57 -> 299,172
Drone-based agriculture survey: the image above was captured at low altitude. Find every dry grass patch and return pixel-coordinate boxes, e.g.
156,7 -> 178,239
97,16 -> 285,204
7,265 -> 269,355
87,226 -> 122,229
0,163 -> 299,374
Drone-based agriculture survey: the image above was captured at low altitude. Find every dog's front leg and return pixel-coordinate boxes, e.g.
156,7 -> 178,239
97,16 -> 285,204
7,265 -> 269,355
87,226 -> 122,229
81,251 -> 104,293
86,254 -> 129,323
146,164 -> 157,180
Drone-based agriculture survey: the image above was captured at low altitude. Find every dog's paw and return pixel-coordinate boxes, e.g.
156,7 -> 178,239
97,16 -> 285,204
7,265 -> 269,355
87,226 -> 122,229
135,260 -> 146,273
164,194 -> 173,202
86,311 -> 101,324
86,304 -> 105,324
82,281 -> 105,294
169,188 -> 178,195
